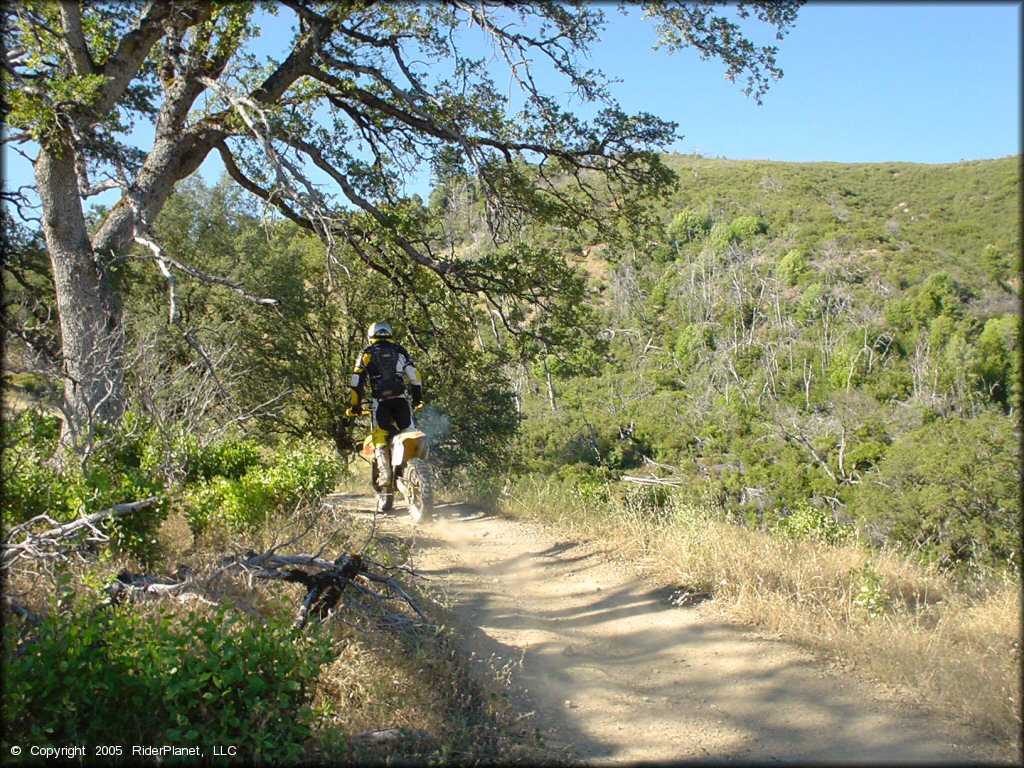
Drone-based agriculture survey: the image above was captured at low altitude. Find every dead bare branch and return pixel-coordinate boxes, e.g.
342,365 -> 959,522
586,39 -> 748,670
622,475 -> 686,488
2,497 -> 162,572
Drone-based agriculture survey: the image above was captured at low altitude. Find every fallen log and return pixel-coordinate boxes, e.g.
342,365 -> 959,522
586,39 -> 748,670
105,549 -> 433,633
107,567 -> 215,606
227,550 -> 433,630
4,500 -> 430,636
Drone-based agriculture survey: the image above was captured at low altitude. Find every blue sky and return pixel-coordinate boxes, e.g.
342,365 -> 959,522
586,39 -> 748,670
589,1 -> 1021,164
3,2 -> 1020,208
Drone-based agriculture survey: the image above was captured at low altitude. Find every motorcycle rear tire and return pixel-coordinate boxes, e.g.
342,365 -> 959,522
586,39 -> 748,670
404,457 -> 433,523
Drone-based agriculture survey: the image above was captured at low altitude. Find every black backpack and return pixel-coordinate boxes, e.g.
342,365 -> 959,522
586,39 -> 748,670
367,343 -> 407,399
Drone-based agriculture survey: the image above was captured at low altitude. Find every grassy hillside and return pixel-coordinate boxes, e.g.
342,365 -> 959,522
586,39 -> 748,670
513,153 -> 1021,573
653,154 -> 1020,289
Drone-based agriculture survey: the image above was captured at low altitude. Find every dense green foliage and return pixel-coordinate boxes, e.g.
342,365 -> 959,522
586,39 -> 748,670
93,154 -> 1022,574
183,441 -> 341,534
847,413 -> 1020,569
2,422 -> 341,761
2,410 -> 169,562
1,419 -> 527,763
1,408 -> 342,556
3,605 -> 333,763
0,149 -> 1018,763
7,0 -> 803,456
111,176 -> 527,481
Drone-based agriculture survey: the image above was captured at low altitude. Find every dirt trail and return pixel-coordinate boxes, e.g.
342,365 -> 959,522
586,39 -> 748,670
336,495 -> 1004,764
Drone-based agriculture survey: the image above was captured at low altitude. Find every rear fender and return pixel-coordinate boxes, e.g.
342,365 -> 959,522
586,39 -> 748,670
391,429 -> 429,465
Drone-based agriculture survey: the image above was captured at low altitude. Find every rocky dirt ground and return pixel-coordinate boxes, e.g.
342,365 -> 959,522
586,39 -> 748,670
333,493 -> 1010,765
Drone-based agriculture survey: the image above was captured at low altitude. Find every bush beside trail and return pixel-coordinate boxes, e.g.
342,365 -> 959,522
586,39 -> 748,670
3,607 -> 333,764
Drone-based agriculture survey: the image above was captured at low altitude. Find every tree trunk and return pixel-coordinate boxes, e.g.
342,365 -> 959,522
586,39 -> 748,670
34,140 -> 125,451
542,356 -> 558,413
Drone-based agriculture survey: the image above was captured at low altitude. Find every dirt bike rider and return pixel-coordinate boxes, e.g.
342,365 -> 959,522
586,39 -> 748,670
345,322 -> 423,485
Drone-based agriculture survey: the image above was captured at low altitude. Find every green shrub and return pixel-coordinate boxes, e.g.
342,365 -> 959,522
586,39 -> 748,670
666,208 -> 711,245
1,455 -> 83,526
1,411 -> 71,524
775,248 -> 809,286
1,411 -> 168,563
183,442 -> 341,534
183,477 -> 231,535
826,346 -> 859,391
773,501 -> 851,545
730,214 -> 767,241
864,358 -> 914,402
980,243 -> 1013,283
794,282 -> 827,325
138,429 -> 265,488
263,442 -> 341,503
2,606 -> 334,763
190,438 -> 263,482
848,412 -> 1020,571
140,426 -> 201,486
843,420 -> 890,474
973,314 -> 1020,409
556,463 -> 611,504
735,436 -> 837,521
706,220 -> 737,254
218,471 -> 280,531
910,271 -> 967,325
851,560 -> 890,617
2,428 -> 338,549
673,323 -> 715,367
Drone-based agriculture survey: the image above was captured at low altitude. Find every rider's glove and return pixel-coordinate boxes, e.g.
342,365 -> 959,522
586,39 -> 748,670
345,406 -> 360,418
412,398 -> 423,410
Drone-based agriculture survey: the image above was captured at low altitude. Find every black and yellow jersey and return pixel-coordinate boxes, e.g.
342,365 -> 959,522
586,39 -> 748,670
349,339 -> 422,405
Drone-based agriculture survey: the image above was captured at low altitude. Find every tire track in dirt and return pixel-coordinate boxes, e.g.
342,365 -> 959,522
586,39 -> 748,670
337,495 -> 1004,764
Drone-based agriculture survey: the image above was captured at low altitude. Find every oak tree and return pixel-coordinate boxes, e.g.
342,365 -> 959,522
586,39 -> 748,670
2,0 -> 800,453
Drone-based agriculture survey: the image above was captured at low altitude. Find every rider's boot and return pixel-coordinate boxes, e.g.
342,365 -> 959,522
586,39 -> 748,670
375,446 -> 392,485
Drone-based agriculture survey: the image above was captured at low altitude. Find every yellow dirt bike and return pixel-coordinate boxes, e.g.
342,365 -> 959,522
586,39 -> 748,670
355,408 -> 433,523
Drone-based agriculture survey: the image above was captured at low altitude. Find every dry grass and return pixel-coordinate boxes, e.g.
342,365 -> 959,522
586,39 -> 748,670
498,476 -> 1022,758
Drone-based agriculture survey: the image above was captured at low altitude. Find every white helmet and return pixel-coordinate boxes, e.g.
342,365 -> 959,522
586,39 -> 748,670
367,321 -> 393,341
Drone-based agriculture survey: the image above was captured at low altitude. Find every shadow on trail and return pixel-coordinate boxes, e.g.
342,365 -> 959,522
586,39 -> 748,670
404,504 -> 993,765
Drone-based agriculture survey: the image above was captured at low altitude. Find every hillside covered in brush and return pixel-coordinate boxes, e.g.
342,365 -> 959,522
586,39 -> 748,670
468,154 -> 1021,573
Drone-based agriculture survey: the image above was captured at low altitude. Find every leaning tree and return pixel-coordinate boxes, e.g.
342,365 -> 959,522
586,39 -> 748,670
1,0 -> 800,455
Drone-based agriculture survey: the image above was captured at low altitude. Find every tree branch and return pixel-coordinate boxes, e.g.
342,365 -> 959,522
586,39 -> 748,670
3,498 -> 162,571
131,245 -> 279,308
57,1 -> 96,76
93,1 -> 177,117
215,141 -> 316,232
